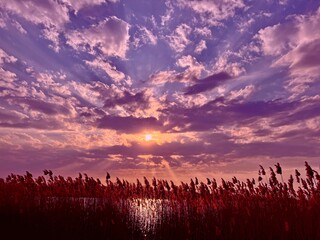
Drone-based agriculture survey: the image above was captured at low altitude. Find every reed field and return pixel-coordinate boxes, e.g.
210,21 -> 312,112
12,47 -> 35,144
1,162 -> 320,240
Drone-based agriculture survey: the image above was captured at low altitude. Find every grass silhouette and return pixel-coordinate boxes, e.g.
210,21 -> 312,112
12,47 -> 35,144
1,162 -> 320,239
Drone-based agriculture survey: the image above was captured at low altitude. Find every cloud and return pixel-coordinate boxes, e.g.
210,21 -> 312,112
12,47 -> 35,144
148,62 -> 203,85
177,0 -> 245,25
133,26 -> 158,47
97,115 -> 162,133
257,7 -> 320,96
85,135 -> 234,161
66,16 -> 130,58
71,81 -> 151,118
0,108 -> 64,130
41,28 -> 61,52
194,27 -> 212,37
0,0 -> 69,29
161,98 -> 300,133
0,15 -> 5,28
1,0 -> 320,180
13,98 -> 71,116
227,85 -> 255,101
0,48 -> 17,64
234,141 -> 320,158
167,23 -> 192,53
176,55 -> 204,77
257,22 -> 299,56
154,55 -> 205,88
33,72 -> 71,97
184,72 -> 232,95
11,19 -> 27,34
0,107 -> 27,122
68,80 -> 103,107
161,1 -> 174,26
195,40 -> 207,54
0,0 -> 121,53
276,39 -> 320,78
148,70 -> 178,85
158,96 -> 320,158
0,67 -> 17,84
63,0 -> 107,13
172,91 -> 209,109
0,50 -> 18,88
212,51 -> 246,77
271,97 -> 320,127
276,39 -> 320,97
237,17 -> 255,33
85,58 -> 126,82
0,0 -> 70,52
87,126 -> 320,164
283,39 -> 320,70
104,90 -> 149,113
0,0 -> 113,27
279,0 -> 288,5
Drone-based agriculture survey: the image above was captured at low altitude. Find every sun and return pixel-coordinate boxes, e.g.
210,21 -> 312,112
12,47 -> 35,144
145,134 -> 153,141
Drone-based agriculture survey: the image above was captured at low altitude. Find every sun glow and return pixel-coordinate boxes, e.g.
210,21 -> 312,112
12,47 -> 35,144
145,134 -> 153,141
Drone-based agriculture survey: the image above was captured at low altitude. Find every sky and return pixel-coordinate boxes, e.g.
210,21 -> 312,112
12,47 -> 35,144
0,0 -> 320,182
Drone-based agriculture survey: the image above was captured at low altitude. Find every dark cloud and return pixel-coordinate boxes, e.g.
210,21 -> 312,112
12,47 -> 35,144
292,39 -> 320,69
87,136 -> 235,161
0,107 -> 64,130
78,107 -> 105,118
234,141 -> 320,158
184,72 -> 232,95
97,115 -> 162,133
227,99 -> 297,118
0,109 -> 23,122
162,98 -> 298,132
271,98 -> 320,127
0,118 -> 64,130
159,96 -> 320,143
104,90 -> 149,112
15,98 -> 71,116
86,130 -> 320,167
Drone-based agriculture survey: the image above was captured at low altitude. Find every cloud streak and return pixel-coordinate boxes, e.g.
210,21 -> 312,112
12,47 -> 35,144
184,72 -> 232,95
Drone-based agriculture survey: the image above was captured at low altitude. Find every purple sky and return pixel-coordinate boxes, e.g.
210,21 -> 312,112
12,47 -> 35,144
0,0 -> 320,182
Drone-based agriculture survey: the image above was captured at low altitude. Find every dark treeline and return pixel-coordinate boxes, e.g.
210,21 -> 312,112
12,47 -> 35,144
1,162 -> 320,239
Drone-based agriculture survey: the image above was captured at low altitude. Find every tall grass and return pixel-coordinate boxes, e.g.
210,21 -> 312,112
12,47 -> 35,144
1,162 -> 320,239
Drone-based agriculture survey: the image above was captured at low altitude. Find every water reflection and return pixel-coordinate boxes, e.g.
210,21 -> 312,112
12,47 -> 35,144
41,197 -> 173,234
129,198 -> 165,233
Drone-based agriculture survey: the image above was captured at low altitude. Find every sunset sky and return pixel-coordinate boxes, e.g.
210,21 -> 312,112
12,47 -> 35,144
0,0 -> 320,182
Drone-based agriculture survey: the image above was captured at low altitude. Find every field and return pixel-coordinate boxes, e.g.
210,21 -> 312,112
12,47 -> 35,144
1,162 -> 320,240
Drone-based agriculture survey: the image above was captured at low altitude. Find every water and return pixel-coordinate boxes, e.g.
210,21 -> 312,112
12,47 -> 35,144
128,198 -> 165,233
37,197 -> 174,234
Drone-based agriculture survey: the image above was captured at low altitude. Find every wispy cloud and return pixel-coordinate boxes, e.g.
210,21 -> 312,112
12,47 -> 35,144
185,72 -> 232,95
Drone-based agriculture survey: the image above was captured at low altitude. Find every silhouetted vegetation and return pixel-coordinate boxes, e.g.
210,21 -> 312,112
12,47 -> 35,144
1,162 -> 320,239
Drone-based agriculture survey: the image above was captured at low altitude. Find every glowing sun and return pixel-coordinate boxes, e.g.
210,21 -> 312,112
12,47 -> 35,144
145,134 -> 153,141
